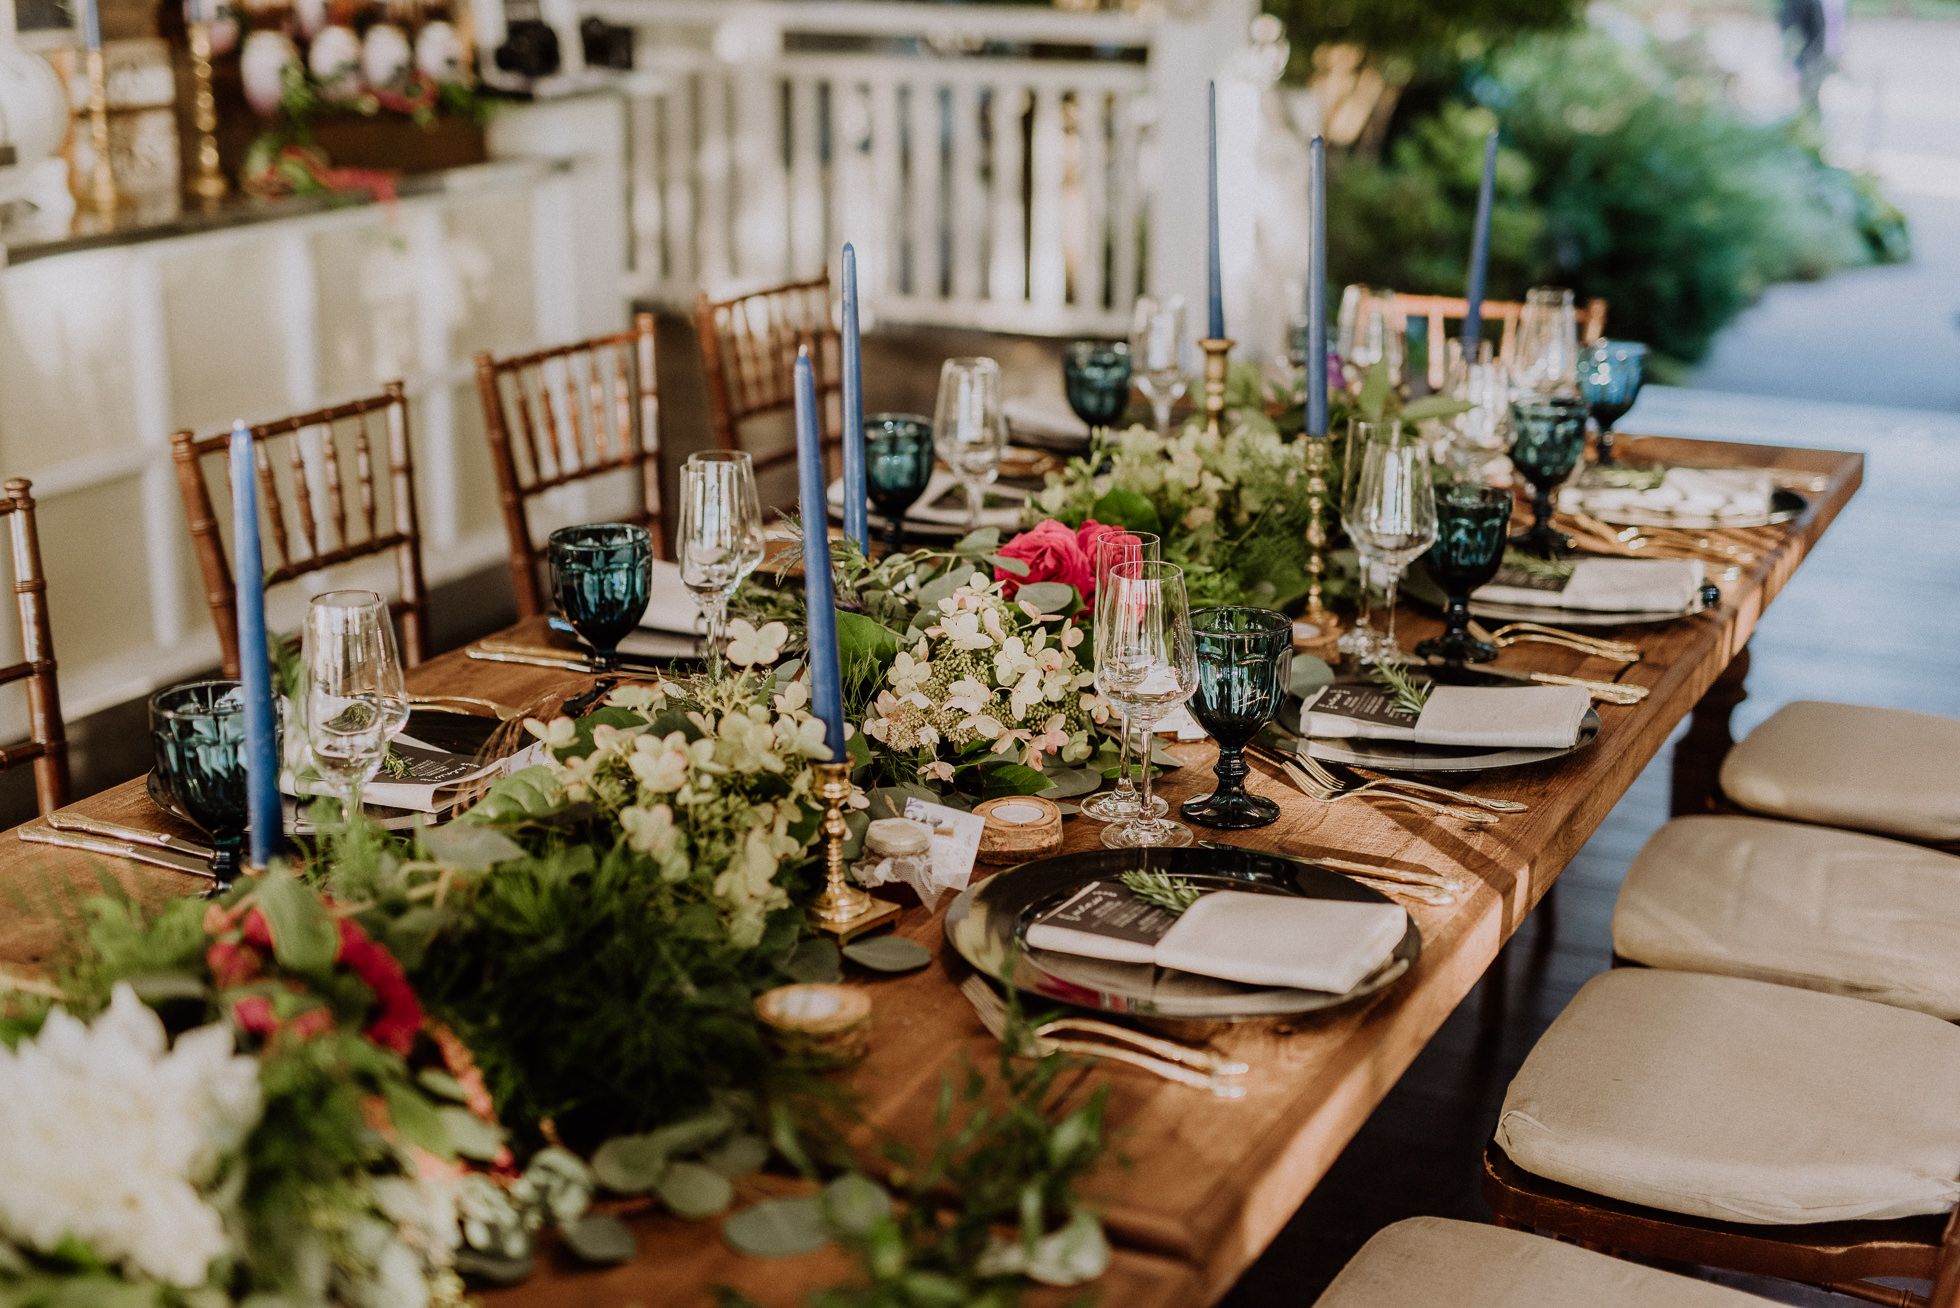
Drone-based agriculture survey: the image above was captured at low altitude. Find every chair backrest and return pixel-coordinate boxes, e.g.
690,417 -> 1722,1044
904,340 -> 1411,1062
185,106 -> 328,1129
0,479 -> 67,814
1363,290 -> 1610,390
170,383 -> 429,679
694,273 -> 843,476
474,313 -> 664,619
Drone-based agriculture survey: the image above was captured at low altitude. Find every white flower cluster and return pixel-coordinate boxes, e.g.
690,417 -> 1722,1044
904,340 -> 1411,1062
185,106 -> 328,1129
0,983 -> 261,1287
1031,420 -> 1304,539
862,574 -> 1105,783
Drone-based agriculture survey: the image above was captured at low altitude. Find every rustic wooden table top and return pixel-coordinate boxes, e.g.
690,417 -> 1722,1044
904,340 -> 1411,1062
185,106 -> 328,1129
0,435 -> 1863,1307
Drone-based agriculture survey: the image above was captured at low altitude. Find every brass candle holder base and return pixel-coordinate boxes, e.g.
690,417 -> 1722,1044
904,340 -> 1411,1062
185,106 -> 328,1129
1199,337 -> 1234,437
83,48 -> 120,222
1300,431 -> 1340,635
186,23 -> 229,204
807,760 -> 899,941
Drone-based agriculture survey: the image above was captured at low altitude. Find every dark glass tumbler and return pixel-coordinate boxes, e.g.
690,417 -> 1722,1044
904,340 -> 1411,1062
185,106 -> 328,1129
1063,340 -> 1133,440
150,680 -> 257,890
548,523 -> 652,669
1580,339 -> 1647,466
1180,607 -> 1292,830
1507,396 -> 1589,557
864,413 -> 936,557
1415,484 -> 1514,674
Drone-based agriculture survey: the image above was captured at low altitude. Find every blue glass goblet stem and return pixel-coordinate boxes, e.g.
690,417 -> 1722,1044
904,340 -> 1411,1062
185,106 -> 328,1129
1580,340 -> 1647,466
548,524 -> 653,669
1063,340 -> 1133,444
1507,396 -> 1589,557
864,414 -> 936,558
150,680 -> 258,891
1414,484 -> 1514,675
1179,607 -> 1292,830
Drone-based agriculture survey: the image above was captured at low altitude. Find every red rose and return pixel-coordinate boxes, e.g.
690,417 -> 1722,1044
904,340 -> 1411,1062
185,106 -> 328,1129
994,519 -> 1092,605
230,994 -> 278,1038
335,918 -> 423,1055
206,939 -> 262,991
240,907 -> 274,950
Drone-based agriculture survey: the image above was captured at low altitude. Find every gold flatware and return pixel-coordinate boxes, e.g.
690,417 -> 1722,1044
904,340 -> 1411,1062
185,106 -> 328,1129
466,647 -> 599,674
1199,840 -> 1461,907
1244,741 -> 1499,826
19,822 -> 214,880
46,811 -> 212,858
1293,752 -> 1528,816
958,976 -> 1247,1076
1471,620 -> 1640,663
408,693 -> 523,721
960,974 -> 1247,1097
1429,661 -> 1648,706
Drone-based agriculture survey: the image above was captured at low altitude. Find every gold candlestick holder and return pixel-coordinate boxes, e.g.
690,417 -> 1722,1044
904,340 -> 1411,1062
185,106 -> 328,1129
807,760 -> 899,940
1301,432 -> 1339,635
186,23 -> 228,204
1198,336 -> 1233,437
83,48 -> 119,220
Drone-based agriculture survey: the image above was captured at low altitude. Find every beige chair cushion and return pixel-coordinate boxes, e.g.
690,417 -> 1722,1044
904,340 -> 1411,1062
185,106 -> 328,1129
1613,815 -> 1960,1019
1720,701 -> 1960,844
1496,969 -> 1960,1225
1312,1216 -> 1773,1307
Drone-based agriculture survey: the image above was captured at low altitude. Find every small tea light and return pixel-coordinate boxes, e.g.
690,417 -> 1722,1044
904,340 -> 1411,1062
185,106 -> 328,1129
1292,620 -> 1321,642
988,801 -> 1046,825
755,983 -> 872,1065
974,795 -> 1063,865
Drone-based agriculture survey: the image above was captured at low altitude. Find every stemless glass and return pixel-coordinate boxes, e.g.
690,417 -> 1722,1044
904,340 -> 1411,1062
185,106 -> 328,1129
1129,295 -> 1187,438
1579,339 -> 1647,466
863,415 -> 936,558
1515,287 -> 1579,396
150,680 -> 256,889
550,523 -> 654,669
1415,484 -> 1514,674
1098,560 -> 1198,850
303,590 -> 401,826
1081,529 -> 1167,825
1344,420 -> 1437,664
677,451 -> 765,666
1062,340 -> 1133,446
1508,395 -> 1590,557
932,357 -> 1007,528
1180,607 -> 1292,830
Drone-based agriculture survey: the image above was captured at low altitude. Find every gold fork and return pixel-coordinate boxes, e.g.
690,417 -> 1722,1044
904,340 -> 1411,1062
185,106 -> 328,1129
1245,741 -> 1499,828
959,975 -> 1248,1097
1472,621 -> 1640,663
408,693 -> 523,721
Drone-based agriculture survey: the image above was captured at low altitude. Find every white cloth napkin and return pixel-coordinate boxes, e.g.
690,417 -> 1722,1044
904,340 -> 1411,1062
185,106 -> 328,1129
1304,684 -> 1593,748
1153,891 -> 1408,993
1475,558 -> 1704,613
1004,394 -> 1090,445
1558,466 -> 1774,528
636,558 -> 706,635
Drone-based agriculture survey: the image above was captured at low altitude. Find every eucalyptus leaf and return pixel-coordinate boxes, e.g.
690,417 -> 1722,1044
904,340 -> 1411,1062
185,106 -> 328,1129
1288,653 -> 1335,699
1024,1208 -> 1112,1287
1401,394 -> 1477,421
841,935 -> 932,973
438,1105 -> 505,1162
1014,581 -> 1079,616
644,1104 -> 737,1159
782,938 -> 842,985
422,825 -> 527,872
819,1173 -> 894,1238
915,571 -> 966,611
1147,742 -> 1184,769
591,1133 -> 671,1194
1055,802 -> 1081,816
382,1081 -> 454,1162
124,972 -> 209,1004
1034,765 -> 1102,799
952,527 -> 1002,556
986,554 -> 1031,577
723,1196 -> 833,1258
561,1214 -> 637,1265
254,869 -> 338,973
417,1069 -> 469,1103
453,1249 -> 536,1285
657,1161 -> 736,1220
703,1132 -> 771,1178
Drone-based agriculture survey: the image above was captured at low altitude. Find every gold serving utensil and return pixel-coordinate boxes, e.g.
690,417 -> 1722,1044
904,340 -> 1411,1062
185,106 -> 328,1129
1470,620 -> 1640,663
408,693 -> 523,721
959,975 -> 1247,1076
1244,741 -> 1498,827
19,821 -> 215,880
1508,669 -> 1648,705
960,974 -> 1247,1097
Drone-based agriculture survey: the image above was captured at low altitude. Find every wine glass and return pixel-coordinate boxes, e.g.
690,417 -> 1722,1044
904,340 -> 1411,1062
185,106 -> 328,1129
1180,606 -> 1291,830
150,680 -> 256,890
549,523 -> 654,670
303,590 -> 401,827
932,357 -> 1007,528
863,415 -> 935,558
1129,295 -> 1187,438
1579,339 -> 1647,466
1515,287 -> 1579,396
1440,341 -> 1513,481
677,451 -> 765,668
1414,483 -> 1513,674
1337,418 -> 1391,663
1098,559 -> 1198,850
1062,340 -> 1132,447
1343,420 -> 1437,664
1343,289 -> 1403,389
1081,529 -> 1168,825
1508,395 -> 1590,557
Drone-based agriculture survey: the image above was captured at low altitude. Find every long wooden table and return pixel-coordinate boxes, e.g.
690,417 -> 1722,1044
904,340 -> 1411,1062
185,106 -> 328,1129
0,434 -> 1862,1306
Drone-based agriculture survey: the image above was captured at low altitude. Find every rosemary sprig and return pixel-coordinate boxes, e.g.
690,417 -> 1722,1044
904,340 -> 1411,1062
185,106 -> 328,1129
1503,548 -> 1576,582
1368,661 -> 1432,716
1120,869 -> 1204,915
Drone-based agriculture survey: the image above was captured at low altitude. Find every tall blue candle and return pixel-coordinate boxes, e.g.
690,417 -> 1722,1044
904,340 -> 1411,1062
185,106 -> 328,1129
794,348 -> 847,760
840,243 -> 868,555
1307,134 -> 1328,439
1463,128 -> 1498,349
1205,80 -> 1225,341
80,0 -> 101,49
228,422 -> 282,867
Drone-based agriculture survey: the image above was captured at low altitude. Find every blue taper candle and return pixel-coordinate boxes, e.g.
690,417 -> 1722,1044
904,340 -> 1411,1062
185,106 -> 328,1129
1206,80 -> 1225,341
840,243 -> 868,554
1463,128 -> 1498,348
794,347 -> 848,760
80,0 -> 101,49
228,422 -> 282,867
1307,134 -> 1328,439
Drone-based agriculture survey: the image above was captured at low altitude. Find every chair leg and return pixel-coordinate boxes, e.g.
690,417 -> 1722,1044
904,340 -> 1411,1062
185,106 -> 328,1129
1671,643 -> 1751,817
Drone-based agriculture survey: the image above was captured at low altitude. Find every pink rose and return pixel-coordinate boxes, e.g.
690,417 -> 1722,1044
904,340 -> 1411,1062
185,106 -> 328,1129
1075,521 -> 1145,603
994,519 -> 1092,604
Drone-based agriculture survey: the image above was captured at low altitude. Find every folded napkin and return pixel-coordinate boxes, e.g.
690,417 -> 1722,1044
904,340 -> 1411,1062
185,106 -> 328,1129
1304,682 -> 1593,749
1474,557 -> 1704,613
1558,466 -> 1775,528
1004,394 -> 1090,446
636,558 -> 706,635
1153,891 -> 1408,993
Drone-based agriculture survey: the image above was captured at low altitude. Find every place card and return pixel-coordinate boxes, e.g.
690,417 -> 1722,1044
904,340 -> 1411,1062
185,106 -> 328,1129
902,798 -> 987,906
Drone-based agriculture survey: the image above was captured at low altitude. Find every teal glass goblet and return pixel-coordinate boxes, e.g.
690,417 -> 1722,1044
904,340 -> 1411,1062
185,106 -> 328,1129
1580,339 -> 1647,466
548,523 -> 652,669
150,680 -> 256,891
1415,484 -> 1513,675
1063,340 -> 1133,443
1508,395 -> 1589,557
864,413 -> 935,557
1180,607 -> 1292,830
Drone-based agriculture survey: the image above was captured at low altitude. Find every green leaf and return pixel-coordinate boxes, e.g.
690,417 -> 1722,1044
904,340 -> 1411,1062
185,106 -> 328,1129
1147,741 -> 1184,769
418,1068 -> 469,1102
658,1161 -> 735,1219
1033,765 -> 1101,799
980,762 -> 1057,799
254,869 -> 339,973
1013,581 -> 1078,616
383,1081 -> 454,1161
591,1134 -> 671,1194
438,1105 -> 504,1161
1357,359 -> 1392,423
819,1173 -> 893,1238
1025,1208 -> 1112,1287
836,612 -> 903,669
1401,395 -> 1476,421
915,570 -> 967,611
723,1196 -> 832,1258
422,825 -> 526,872
952,527 -> 1002,556
453,1249 -> 536,1284
123,972 -> 209,1004
703,1133 -> 771,1178
1288,653 -> 1335,699
842,936 -> 932,973
561,1214 -> 637,1265
1089,488 -> 1162,536
782,938 -> 842,985
644,1104 -> 737,1159
986,553 -> 1031,577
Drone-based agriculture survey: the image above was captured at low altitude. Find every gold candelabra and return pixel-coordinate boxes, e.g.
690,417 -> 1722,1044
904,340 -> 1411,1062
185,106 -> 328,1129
1198,337 -> 1233,437
807,761 -> 898,940
1301,433 -> 1338,633
83,48 -> 118,220
186,23 -> 228,203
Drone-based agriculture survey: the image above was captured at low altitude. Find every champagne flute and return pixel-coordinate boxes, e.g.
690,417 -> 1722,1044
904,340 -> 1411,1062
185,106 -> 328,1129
932,357 -> 1007,529
678,450 -> 765,671
1344,421 -> 1437,664
1129,295 -> 1187,438
303,589 -> 400,827
1098,560 -> 1198,850
1515,287 -> 1579,396
1579,339 -> 1647,466
1080,529 -> 1167,825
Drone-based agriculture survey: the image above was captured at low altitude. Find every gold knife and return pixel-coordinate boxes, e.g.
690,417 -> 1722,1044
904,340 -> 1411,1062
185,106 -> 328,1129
20,822 -> 215,880
467,648 -> 598,673
47,811 -> 213,859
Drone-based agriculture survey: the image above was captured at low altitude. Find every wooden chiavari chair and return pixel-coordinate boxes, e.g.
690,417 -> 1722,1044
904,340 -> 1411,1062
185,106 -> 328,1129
694,272 -> 843,478
474,313 -> 664,619
1358,289 -> 1609,390
170,383 -> 429,679
0,480 -> 68,814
